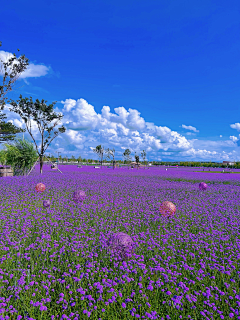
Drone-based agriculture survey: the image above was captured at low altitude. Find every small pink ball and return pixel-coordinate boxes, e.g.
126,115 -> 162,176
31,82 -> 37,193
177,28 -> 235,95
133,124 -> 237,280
36,183 -> 46,192
43,200 -> 50,208
159,201 -> 176,217
199,182 -> 207,191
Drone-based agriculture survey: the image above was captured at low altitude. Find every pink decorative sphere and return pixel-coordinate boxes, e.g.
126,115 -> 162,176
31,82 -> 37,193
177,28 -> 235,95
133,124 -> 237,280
107,232 -> 134,260
159,201 -> 176,217
43,200 -> 50,208
199,182 -> 207,191
36,183 -> 46,192
72,190 -> 86,203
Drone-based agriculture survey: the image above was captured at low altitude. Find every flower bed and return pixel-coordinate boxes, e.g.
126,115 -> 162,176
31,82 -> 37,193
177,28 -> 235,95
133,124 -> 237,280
0,165 -> 239,319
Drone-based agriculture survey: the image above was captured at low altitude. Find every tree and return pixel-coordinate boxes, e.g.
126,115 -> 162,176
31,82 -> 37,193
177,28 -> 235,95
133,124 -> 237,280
0,41 -> 27,141
8,95 -> 66,174
141,150 -> 147,168
93,145 -> 105,168
0,149 -> 7,165
0,112 -> 25,143
50,155 -> 56,163
106,148 -> 116,169
3,137 -> 38,176
0,41 -> 29,109
123,148 -> 132,169
135,152 -> 140,169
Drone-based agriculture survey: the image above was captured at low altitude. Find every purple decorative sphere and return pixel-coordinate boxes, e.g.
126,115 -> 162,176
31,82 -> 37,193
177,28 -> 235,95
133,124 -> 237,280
107,232 -> 134,260
72,190 -> 86,203
43,200 -> 50,208
199,182 -> 208,191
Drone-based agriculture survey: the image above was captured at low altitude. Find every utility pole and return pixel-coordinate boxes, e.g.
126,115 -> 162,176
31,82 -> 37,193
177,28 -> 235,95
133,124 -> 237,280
57,152 -> 61,165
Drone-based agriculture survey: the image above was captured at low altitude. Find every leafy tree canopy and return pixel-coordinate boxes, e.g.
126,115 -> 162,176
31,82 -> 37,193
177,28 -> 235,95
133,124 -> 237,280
8,95 -> 66,174
3,137 -> 38,175
0,41 -> 29,109
0,112 -> 25,143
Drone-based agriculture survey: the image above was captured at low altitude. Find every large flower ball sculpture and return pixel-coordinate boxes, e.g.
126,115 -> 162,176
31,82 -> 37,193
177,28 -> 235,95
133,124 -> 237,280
107,232 -> 134,260
159,201 -> 176,218
43,200 -> 51,208
199,182 -> 208,191
35,183 -> 46,193
72,190 -> 86,203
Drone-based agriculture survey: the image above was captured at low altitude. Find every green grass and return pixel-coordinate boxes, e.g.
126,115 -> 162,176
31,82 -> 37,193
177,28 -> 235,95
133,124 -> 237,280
194,170 -> 238,174
161,177 -> 234,185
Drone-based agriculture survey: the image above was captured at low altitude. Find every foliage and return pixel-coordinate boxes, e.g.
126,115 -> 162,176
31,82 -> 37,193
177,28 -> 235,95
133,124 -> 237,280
122,148 -> 132,167
0,117 -> 25,143
8,95 -> 66,174
106,148 -> 116,169
77,155 -> 82,163
134,152 -> 140,164
93,145 -> 105,167
141,149 -> 147,167
0,43 -> 27,142
155,161 -> 231,168
0,149 -> 7,165
3,137 -> 38,175
0,41 -> 29,109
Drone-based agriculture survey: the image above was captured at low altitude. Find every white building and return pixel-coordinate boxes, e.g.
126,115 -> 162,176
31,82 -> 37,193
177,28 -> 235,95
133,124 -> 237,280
223,161 -> 235,166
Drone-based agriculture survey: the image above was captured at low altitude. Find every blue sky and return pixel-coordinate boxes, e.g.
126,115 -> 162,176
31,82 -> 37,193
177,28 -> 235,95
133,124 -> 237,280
1,0 -> 240,162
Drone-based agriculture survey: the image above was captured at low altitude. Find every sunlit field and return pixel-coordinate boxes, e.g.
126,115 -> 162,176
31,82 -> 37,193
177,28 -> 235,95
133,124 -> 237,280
0,165 -> 239,320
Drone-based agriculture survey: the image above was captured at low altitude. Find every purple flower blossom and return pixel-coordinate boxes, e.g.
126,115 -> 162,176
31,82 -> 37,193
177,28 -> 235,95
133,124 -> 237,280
40,305 -> 47,311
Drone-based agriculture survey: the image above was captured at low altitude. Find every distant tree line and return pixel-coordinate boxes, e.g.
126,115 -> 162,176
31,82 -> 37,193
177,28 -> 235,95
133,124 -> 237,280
48,147 -> 149,169
91,146 -> 148,169
152,161 -> 240,169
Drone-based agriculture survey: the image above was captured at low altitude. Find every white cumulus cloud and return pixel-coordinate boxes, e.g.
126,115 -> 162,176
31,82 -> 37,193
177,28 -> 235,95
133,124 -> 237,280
0,50 -> 50,79
230,123 -> 240,131
61,98 -> 99,131
56,98 -> 195,156
2,98 -> 238,161
181,124 -> 199,132
230,135 -> 238,142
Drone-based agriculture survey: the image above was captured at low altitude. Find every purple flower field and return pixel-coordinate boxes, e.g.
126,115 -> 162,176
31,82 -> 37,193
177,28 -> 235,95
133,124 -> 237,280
0,165 -> 239,320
